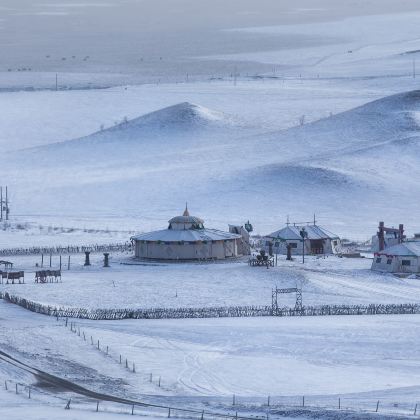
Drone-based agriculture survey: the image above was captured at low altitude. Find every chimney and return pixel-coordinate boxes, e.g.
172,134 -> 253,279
378,221 -> 385,251
398,224 -> 404,243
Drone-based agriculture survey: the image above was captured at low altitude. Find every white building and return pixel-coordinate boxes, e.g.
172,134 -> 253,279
371,242 -> 420,274
265,224 -> 341,255
131,206 -> 243,261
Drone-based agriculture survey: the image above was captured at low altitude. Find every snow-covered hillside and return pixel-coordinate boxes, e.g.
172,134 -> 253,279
2,90 -> 419,238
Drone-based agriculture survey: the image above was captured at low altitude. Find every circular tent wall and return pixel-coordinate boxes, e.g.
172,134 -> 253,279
131,207 -> 241,261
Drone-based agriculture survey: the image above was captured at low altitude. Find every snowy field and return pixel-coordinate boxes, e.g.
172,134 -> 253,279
1,300 -> 420,419
2,254 -> 420,310
2,2 -> 420,418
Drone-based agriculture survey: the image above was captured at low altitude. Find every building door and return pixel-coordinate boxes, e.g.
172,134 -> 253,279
310,239 -> 324,254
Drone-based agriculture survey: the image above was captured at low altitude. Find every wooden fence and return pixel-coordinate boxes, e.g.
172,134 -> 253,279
0,242 -> 131,257
1,292 -> 420,320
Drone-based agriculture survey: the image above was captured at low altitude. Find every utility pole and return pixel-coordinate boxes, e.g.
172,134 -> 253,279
5,186 -> 8,220
300,227 -> 308,264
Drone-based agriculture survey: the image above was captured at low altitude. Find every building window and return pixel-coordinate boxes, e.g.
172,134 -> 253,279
402,260 -> 411,266
290,243 -> 298,249
376,257 -> 382,264
387,259 -> 392,265
333,240 -> 338,246
274,242 -> 280,247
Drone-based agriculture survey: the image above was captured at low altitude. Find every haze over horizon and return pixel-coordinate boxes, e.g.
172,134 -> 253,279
2,0 -> 420,79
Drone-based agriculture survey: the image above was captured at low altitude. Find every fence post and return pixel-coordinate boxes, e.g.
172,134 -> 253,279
267,395 -> 270,406
96,401 -> 99,412
414,403 -> 418,415
338,398 -> 340,409
168,408 -> 171,418
4,380 -> 7,390
201,410 -> 204,420
158,376 -> 161,387
68,255 -> 71,270
106,345 -> 109,355
376,400 -> 380,412
125,358 -> 128,368
132,405 -> 134,415
302,396 -> 305,407
150,373 -> 152,382
83,332 -> 86,341
233,394 -> 236,405
28,387 -> 31,399
15,383 -> 18,394
133,363 -> 136,373
97,339 -> 99,350
120,354 -> 122,364
91,336 -> 93,345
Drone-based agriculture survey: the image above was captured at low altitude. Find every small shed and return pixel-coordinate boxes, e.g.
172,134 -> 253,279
265,224 -> 341,256
371,242 -> 420,274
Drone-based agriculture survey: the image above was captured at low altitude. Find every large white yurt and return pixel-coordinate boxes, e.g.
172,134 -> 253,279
131,206 -> 242,261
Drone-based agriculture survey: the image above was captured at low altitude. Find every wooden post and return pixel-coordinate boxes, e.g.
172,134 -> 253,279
201,410 -> 204,420
106,346 -> 108,355
235,411 -> 238,420
302,396 -> 305,407
97,340 -> 99,349
91,336 -> 93,345
267,395 -> 270,406
96,401 -> 99,412
414,403 -> 417,415
168,408 -> 171,418
376,400 -> 380,412
68,255 -> 71,270
132,405 -> 134,415
83,332 -> 86,341
233,394 -> 236,405
133,363 -> 136,373
120,354 -> 122,364
15,383 -> 18,394
158,376 -> 161,387
125,358 -> 128,368
60,255 -> 62,270
28,387 -> 31,399
338,398 -> 340,410
41,254 -> 44,267
4,380 -> 7,390
49,253 -> 52,267
65,317 -> 68,327
150,373 -> 152,382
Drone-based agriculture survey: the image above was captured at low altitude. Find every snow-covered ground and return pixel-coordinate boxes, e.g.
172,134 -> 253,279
2,254 -> 419,310
2,4 -> 420,418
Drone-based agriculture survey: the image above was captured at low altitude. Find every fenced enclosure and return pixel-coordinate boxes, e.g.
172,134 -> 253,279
1,292 -> 420,320
0,242 -> 131,257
